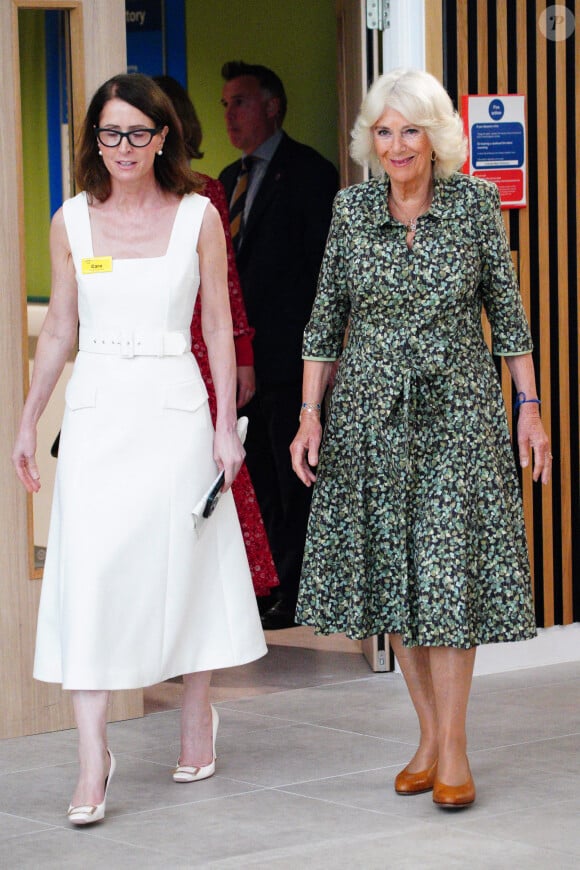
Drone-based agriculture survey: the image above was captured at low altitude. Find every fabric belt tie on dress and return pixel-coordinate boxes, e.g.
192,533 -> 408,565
78,328 -> 190,358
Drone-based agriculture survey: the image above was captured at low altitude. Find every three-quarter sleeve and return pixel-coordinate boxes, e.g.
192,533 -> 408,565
302,193 -> 351,361
477,183 -> 532,356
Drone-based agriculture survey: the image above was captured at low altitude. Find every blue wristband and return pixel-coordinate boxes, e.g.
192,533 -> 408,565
514,392 -> 541,413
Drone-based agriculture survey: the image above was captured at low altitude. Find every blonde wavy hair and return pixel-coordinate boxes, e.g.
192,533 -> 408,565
350,68 -> 467,180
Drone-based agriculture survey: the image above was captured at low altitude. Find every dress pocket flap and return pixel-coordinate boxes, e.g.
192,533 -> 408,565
164,378 -> 208,413
65,380 -> 97,410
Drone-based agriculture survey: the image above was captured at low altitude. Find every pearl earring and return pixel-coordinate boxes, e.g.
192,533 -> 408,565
98,149 -> 102,156
157,149 -> 163,156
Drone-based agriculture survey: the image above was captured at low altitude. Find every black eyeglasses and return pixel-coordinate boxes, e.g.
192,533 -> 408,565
94,126 -> 162,148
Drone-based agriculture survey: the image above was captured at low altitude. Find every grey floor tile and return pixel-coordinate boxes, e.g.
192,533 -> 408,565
201,721 -> 407,788
213,644 -> 373,692
464,693 -> 580,751
277,752 -> 580,825
0,827 -> 191,870
0,761 -> 77,825
458,798 -> 580,858
0,730 -> 77,775
105,708 -> 181,754
0,811 -> 54,841
2,652 -> 579,866
470,660 -> 580,695
105,755 -> 265,816
477,732 -> 580,775
279,766 -> 438,821
473,679 -> 580,722
205,825 -> 579,870
313,703 -> 420,745
87,787 -> 422,866
0,753 -> 263,827
221,672 -> 405,724
123,706 -> 322,775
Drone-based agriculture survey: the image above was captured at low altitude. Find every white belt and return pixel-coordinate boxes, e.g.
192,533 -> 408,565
78,328 -> 189,358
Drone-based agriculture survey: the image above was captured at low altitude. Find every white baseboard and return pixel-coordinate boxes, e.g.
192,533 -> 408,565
393,623 -> 580,676
473,623 -> 580,675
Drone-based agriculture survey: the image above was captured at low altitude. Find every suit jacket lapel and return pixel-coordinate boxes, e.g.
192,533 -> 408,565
220,160 -> 242,202
239,135 -> 289,250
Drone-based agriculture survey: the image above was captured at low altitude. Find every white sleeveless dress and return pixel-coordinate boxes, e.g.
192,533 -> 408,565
33,191 -> 267,690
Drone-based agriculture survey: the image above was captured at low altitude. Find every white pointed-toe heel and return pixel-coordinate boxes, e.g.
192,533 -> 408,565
173,705 -> 219,783
68,749 -> 116,825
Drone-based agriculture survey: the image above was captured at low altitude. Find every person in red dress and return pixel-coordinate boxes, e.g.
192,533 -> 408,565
154,75 -> 278,599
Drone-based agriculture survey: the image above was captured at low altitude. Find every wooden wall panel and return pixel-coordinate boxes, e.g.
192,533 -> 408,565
425,0 -> 443,81
514,0 -> 534,575
336,0 -> 367,186
436,0 -> 579,628
554,10 -> 573,624
576,0 -> 580,622
535,0 -> 555,624
1,0 -> 142,738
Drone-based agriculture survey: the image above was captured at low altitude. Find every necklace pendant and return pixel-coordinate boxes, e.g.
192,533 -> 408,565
406,217 -> 417,233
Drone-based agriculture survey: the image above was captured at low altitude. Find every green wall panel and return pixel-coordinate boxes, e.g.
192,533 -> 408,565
20,10 -> 51,302
184,0 -> 338,179
18,1 -> 339,304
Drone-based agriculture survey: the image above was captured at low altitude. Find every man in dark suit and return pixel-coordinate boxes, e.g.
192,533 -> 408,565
219,61 -> 338,630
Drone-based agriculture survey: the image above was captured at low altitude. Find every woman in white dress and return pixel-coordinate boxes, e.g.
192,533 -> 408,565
12,74 -> 266,824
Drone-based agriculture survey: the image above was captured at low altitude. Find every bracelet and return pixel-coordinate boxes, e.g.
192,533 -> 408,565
299,401 -> 321,422
514,392 -> 541,413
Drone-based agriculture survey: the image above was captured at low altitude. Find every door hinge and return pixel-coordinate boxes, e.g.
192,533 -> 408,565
367,0 -> 390,31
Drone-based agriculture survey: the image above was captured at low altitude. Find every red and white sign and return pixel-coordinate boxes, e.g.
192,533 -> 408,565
461,94 -> 527,209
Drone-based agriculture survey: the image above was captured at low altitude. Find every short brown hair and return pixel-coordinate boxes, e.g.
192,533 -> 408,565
221,60 -> 287,124
153,75 -> 203,160
75,73 -> 203,201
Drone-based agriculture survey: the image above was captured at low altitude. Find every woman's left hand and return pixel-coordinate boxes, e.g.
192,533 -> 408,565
236,365 -> 256,408
213,424 -> 246,491
517,407 -> 552,484
290,415 -> 323,487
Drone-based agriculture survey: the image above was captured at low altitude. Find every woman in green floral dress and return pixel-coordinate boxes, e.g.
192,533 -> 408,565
290,69 -> 551,809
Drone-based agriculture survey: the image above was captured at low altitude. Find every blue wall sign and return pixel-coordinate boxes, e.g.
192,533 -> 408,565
472,122 -> 524,169
125,0 -> 186,84
488,99 -> 504,121
462,94 -> 527,209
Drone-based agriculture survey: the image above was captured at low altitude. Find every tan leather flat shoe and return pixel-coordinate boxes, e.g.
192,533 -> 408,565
433,772 -> 476,808
394,758 -> 438,795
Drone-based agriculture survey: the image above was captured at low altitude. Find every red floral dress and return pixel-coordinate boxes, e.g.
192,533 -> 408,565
191,175 -> 278,596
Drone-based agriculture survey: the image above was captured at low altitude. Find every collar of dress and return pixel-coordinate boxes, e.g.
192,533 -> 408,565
367,175 -> 462,228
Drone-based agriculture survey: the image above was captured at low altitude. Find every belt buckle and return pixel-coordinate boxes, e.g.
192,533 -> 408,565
164,332 -> 187,355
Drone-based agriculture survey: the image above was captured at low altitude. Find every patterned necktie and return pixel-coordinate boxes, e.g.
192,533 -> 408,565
229,156 -> 253,253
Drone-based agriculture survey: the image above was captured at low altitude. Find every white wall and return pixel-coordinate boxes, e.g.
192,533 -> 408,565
381,0 -> 425,71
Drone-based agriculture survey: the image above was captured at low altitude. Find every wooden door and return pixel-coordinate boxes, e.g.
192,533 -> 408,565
1,0 -> 142,738
336,0 -> 369,186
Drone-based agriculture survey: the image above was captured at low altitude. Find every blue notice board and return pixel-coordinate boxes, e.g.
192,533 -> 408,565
471,122 -> 524,169
43,2 -> 187,226
126,0 -> 186,84
462,94 -> 527,209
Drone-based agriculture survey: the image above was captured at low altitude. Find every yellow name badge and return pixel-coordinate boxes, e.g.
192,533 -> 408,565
81,256 -> 113,274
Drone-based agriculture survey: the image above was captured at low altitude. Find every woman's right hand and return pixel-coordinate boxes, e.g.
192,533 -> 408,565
290,415 -> 323,487
12,426 -> 41,493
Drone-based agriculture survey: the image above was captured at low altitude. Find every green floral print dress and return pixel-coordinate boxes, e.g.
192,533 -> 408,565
296,173 -> 537,648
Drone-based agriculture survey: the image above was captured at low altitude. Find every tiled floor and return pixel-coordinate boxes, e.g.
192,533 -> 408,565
1,629 -> 579,869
